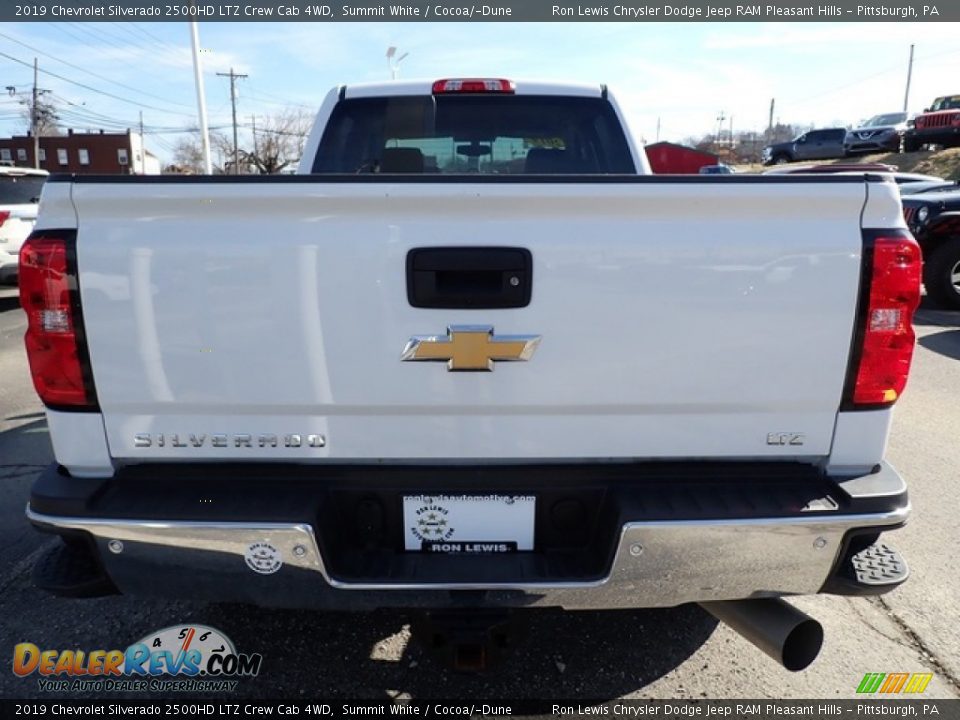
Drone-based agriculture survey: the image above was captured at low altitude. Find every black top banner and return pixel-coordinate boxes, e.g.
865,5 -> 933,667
2,699 -> 960,717
4,0 -> 956,22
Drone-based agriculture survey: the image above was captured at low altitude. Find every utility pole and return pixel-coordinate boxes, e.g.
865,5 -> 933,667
251,115 -> 258,172
386,46 -> 409,80
767,98 -> 775,141
217,67 -> 248,174
31,57 -> 39,169
655,116 -> 661,143
903,44 -> 915,112
188,21 -> 212,174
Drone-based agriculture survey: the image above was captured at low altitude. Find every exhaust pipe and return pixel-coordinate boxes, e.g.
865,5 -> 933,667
699,598 -> 824,671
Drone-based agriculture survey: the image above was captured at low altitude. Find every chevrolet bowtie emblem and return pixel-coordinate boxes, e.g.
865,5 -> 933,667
401,325 -> 541,371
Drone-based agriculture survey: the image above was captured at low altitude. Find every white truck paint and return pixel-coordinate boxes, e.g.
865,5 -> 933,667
66,180 -> 871,464
22,82 -> 919,639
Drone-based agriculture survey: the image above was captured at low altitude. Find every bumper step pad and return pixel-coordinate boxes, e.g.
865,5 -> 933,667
851,543 -> 909,587
823,541 -> 909,596
33,540 -> 117,598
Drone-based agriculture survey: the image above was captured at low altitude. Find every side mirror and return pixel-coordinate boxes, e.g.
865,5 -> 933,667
923,107 -> 930,113
796,135 -> 807,144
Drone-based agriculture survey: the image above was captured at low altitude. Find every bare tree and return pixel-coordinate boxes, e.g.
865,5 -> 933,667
165,108 -> 311,174
14,94 -> 62,136
168,130 -> 231,174
243,109 -> 312,174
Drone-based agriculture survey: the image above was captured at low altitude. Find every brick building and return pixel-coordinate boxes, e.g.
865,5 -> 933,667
0,130 -> 160,175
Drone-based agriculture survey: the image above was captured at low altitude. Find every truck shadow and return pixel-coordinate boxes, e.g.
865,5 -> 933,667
1,586 -> 718,700
913,297 -> 960,328
0,294 -> 21,313
0,418 -> 52,487
200,603 -> 719,699
918,329 -> 960,361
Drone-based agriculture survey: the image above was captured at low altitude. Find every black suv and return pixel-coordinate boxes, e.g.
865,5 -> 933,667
901,184 -> 960,309
761,128 -> 847,165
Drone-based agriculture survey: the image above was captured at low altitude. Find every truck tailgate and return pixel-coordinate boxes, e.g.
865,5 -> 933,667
70,179 -> 866,461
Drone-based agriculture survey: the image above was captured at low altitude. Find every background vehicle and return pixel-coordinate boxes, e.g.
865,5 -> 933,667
902,94 -> 960,151
0,166 -> 47,284
761,128 -> 847,165
844,112 -> 910,155
22,79 -> 919,672
763,163 -> 897,175
900,179 -> 958,195
764,165 -> 943,189
698,163 -> 735,174
901,187 -> 960,308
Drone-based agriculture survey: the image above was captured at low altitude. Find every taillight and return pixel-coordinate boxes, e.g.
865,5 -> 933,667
0,211 -> 10,228
19,230 -> 97,409
432,78 -> 515,94
848,234 -> 922,407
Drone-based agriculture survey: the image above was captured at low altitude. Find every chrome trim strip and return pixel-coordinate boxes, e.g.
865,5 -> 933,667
26,504 -> 909,602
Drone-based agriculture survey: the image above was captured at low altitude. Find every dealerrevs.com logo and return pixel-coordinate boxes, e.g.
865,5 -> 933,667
13,625 -> 262,693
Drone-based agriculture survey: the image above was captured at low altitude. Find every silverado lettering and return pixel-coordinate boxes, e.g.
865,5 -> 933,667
20,77 -> 920,673
132,433 -> 326,449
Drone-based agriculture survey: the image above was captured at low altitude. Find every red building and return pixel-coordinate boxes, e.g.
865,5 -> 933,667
644,142 -> 719,174
0,130 -> 159,174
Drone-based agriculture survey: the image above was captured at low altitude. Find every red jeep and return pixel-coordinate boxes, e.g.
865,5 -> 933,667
902,94 -> 960,151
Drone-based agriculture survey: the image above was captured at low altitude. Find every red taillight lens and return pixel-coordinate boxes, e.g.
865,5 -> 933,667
432,78 -> 515,94
19,232 -> 95,408
0,211 -> 10,228
851,236 -> 922,406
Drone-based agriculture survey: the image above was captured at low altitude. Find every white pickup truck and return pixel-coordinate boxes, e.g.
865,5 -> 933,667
22,79 -> 921,672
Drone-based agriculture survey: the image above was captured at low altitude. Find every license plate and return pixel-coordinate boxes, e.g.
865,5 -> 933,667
402,494 -> 535,552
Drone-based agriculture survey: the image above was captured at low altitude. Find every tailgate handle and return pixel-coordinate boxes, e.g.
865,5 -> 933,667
407,247 -> 532,309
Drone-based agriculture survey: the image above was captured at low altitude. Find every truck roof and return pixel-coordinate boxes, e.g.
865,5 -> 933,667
0,165 -> 49,177
343,78 -> 604,99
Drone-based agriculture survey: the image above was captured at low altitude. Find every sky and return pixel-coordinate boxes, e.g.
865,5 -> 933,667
1,21 -> 958,166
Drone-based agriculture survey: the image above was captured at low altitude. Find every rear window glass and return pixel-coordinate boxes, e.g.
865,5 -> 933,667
820,130 -> 845,141
0,174 -> 46,204
312,95 -> 635,175
931,96 -> 960,111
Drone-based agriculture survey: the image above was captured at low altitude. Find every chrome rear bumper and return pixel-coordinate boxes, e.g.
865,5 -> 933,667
26,504 -> 909,610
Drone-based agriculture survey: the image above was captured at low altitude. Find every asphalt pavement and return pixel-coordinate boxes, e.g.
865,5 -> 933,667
1,285 -> 958,701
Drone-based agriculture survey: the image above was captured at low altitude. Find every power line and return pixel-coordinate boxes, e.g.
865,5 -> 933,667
0,49 -> 196,117
125,23 -> 183,53
125,23 -> 187,57
47,23 -> 99,48
63,22 -> 131,52
0,31 -> 193,109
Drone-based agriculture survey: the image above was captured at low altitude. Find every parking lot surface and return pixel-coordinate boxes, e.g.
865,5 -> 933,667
1,290 -> 958,700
